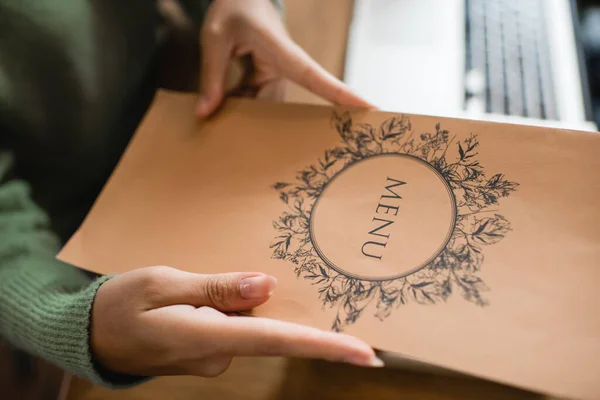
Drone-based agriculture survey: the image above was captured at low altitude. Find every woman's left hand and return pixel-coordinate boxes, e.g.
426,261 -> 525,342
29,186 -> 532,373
195,0 -> 373,118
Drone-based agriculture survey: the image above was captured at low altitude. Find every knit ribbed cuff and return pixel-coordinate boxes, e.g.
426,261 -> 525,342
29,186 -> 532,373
0,258 -> 149,388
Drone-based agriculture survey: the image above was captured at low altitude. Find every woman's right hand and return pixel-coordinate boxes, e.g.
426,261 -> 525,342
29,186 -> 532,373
90,266 -> 383,377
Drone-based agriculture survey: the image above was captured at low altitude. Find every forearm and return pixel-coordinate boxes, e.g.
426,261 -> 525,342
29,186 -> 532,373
0,153 -> 143,388
0,257 -> 110,380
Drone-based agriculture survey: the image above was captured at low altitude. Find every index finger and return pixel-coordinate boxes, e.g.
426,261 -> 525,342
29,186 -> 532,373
214,315 -> 383,367
278,40 -> 375,108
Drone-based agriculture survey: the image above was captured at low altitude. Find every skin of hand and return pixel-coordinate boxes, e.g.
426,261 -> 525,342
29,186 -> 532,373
195,0 -> 374,117
92,0 -> 379,379
91,266 -> 383,377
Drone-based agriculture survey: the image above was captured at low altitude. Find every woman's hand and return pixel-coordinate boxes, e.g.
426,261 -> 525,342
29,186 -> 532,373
195,0 -> 373,118
91,266 -> 382,378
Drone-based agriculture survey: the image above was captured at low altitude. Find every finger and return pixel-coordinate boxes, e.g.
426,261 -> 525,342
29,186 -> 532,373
143,267 -> 277,312
257,79 -> 286,101
188,356 -> 233,378
212,316 -> 384,368
228,83 -> 259,98
196,21 -> 234,118
158,0 -> 192,29
275,39 -> 374,108
194,272 -> 278,311
227,55 -> 262,98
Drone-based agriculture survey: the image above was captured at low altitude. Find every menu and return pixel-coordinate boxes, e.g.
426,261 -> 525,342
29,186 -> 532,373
58,90 -> 600,400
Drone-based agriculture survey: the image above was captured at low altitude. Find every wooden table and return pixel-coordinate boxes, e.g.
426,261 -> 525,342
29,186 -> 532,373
66,1 -> 549,399
66,357 -> 542,400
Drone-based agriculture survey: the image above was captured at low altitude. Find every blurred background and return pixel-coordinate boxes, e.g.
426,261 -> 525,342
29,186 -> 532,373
579,0 -> 600,129
343,0 -> 600,132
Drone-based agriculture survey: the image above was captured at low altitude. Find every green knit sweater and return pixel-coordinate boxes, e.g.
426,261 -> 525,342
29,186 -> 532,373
0,0 -> 282,389
0,151 -> 119,385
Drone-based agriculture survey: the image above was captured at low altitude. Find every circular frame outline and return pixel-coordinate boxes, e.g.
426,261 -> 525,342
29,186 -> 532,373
309,153 -> 457,281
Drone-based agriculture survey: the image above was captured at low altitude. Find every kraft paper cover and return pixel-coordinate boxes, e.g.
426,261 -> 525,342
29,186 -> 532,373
58,90 -> 600,399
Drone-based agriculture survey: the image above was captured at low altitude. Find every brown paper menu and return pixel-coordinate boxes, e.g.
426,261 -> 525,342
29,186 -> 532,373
58,90 -> 600,399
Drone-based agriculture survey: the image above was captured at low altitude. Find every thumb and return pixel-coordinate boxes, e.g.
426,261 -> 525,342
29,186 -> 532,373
146,268 -> 278,312
196,272 -> 278,311
196,23 -> 233,118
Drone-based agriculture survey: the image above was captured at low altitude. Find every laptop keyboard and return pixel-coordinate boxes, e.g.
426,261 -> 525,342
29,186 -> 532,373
465,0 -> 558,120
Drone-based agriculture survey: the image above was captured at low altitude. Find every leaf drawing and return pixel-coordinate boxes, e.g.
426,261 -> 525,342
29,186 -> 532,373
270,111 -> 519,331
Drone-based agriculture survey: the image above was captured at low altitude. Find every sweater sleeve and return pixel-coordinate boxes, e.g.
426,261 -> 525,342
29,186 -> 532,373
0,152 -> 147,388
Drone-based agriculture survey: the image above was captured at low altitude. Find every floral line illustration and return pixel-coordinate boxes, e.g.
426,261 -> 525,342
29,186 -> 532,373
270,111 -> 519,331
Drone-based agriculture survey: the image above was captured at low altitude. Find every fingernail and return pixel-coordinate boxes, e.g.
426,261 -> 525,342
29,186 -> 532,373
345,355 -> 385,368
239,275 -> 277,299
370,355 -> 385,367
196,95 -> 209,116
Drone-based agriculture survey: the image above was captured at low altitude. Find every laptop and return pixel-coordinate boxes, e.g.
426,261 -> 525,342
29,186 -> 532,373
344,0 -> 597,131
